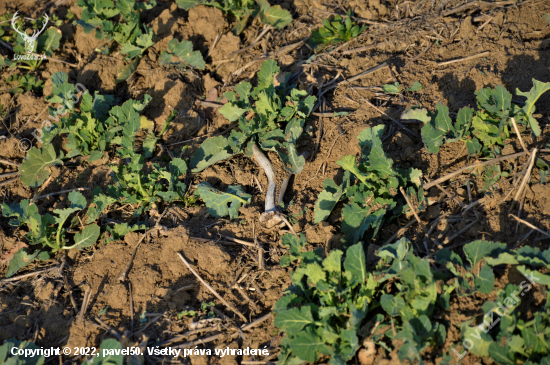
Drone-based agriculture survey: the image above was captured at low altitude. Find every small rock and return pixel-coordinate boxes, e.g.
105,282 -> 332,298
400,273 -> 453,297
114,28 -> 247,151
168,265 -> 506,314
425,205 -> 441,220
14,315 -> 33,328
501,144 -> 516,155
395,132 -> 413,148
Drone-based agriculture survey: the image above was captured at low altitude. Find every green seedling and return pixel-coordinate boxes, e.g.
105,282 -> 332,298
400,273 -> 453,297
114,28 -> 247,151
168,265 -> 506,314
190,59 -> 316,176
38,71 -> 149,163
194,182 -> 252,219
276,232 -> 550,365
177,0 -> 292,35
310,11 -> 367,49
159,39 -> 205,70
75,0 -> 157,83
1,191 -> 100,277
382,81 -> 423,94
5,74 -> 44,94
314,125 -> 425,247
105,155 -> 188,214
402,79 -> 550,155
103,222 -> 147,243
142,109 -> 178,158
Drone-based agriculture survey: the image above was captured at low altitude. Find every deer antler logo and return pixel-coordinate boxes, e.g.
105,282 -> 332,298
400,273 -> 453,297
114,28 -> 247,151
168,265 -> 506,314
11,11 -> 49,53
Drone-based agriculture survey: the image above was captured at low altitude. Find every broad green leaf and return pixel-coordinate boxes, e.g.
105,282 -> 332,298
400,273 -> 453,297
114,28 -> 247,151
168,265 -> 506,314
357,124 -> 385,158
6,248 -> 42,278
454,107 -> 474,135
88,151 -> 104,162
474,264 -> 495,294
406,81 -> 423,92
120,42 -> 143,59
116,57 -> 140,84
259,5 -> 292,29
485,252 -> 518,266
398,343 -> 421,364
175,0 -> 201,10
323,249 -> 343,273
289,327 -> 330,363
274,306 -> 314,332
341,203 -> 384,245
254,59 -> 279,93
161,39 -> 205,69
70,224 -> 100,249
380,294 -> 405,316
87,187 -> 116,223
313,172 -> 350,224
421,122 -> 445,153
457,320 -> 493,357
142,133 -> 157,158
367,142 -> 394,177
281,233 -> 306,256
516,266 -> 550,286
466,138 -> 481,155
336,155 -> 369,185
91,338 -> 123,365
401,108 -> 430,124
219,103 -> 247,122
377,237 -> 410,261
516,79 -> 550,136
190,136 -> 235,173
46,73 -> 76,108
1,199 -> 39,227
305,262 -> 325,284
105,222 -> 147,243
463,240 -> 507,268
37,28 -> 62,55
234,82 -> 252,101
344,242 -> 366,284
277,142 -> 305,174
68,191 -> 87,210
488,343 -> 514,365
433,102 -> 454,133
382,82 -> 400,94
19,145 -> 64,188
195,182 -> 251,219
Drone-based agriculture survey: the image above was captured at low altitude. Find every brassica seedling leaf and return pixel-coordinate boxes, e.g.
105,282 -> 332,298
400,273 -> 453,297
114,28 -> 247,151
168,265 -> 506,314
195,182 -> 251,219
516,79 -> 550,137
19,145 -> 64,188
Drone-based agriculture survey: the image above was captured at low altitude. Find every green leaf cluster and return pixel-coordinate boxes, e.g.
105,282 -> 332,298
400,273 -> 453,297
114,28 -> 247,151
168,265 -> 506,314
276,233 -> 550,365
159,38 -> 205,70
1,191 -> 100,277
275,237 -> 371,365
314,125 -> 425,247
104,222 -> 147,243
190,60 -> 316,174
5,74 -> 44,94
382,81 -> 423,94
75,0 -> 157,82
455,245 -> 550,364
105,155 -> 188,214
176,0 -> 292,35
403,79 -> 550,155
41,71 -> 151,162
310,12 -> 367,49
194,182 -> 251,219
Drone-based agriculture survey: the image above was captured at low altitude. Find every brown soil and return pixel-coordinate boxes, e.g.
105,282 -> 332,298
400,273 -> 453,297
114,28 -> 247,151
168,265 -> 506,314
1,0 -> 550,363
